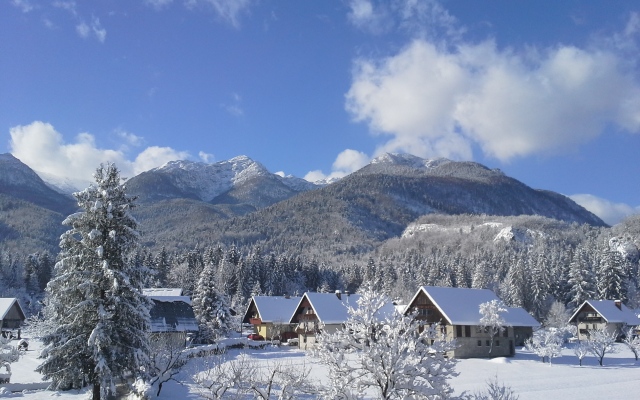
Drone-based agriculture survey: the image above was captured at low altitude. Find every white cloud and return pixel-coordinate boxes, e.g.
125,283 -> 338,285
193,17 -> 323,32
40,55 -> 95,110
76,21 -> 90,38
133,146 -> 190,175
185,0 -> 252,28
346,35 -> 640,162
570,194 -> 640,226
346,0 -> 463,39
91,17 -> 107,43
75,17 -> 106,42
11,0 -> 34,13
145,0 -> 174,10
304,149 -> 370,182
9,121 -> 190,189
347,0 -> 391,34
199,151 -> 215,163
53,1 -> 77,15
222,93 -> 244,117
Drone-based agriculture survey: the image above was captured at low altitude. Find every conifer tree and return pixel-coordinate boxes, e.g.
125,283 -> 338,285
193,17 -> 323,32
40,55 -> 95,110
192,260 -> 231,342
36,164 -> 152,400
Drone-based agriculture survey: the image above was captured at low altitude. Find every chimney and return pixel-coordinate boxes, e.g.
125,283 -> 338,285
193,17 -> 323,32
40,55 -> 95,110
335,290 -> 341,300
614,299 -> 621,310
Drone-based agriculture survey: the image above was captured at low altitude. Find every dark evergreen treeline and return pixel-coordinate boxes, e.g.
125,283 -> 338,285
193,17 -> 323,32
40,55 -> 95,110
3,213 -> 639,322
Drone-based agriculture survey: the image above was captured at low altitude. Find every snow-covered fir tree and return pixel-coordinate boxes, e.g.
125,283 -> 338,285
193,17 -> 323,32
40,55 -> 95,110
36,164 -> 153,400
596,241 -> 626,301
567,245 -> 596,309
192,260 -> 232,342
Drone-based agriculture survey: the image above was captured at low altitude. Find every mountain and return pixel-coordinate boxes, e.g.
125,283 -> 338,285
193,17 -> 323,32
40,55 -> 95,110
0,154 -> 76,215
0,152 -> 606,258
131,153 -> 605,255
0,153 -> 76,254
126,155 -> 318,210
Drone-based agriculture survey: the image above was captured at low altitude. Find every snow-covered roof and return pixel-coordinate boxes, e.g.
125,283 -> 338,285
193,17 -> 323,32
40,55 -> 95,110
409,286 -> 538,327
505,307 -> 541,328
569,300 -> 640,326
147,296 -> 192,305
0,298 -> 25,321
143,288 -> 184,297
245,296 -> 301,323
293,292 -> 395,325
149,298 -> 199,333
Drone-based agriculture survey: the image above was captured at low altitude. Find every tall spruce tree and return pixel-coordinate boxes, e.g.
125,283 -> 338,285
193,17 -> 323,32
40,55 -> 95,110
36,164 -> 152,400
192,260 -> 232,342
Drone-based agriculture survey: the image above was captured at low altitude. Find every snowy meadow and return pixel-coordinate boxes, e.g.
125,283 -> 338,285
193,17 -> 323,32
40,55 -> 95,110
6,338 -> 640,399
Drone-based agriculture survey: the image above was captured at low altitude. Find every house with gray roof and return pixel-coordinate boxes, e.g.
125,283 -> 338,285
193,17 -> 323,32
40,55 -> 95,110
143,288 -> 198,345
289,290 -> 396,350
568,299 -> 639,341
0,298 -> 25,339
405,286 -> 540,358
242,295 -> 301,341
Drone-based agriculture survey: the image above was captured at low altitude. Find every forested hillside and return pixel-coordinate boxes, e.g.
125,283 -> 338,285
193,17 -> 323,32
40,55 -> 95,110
1,153 -> 635,326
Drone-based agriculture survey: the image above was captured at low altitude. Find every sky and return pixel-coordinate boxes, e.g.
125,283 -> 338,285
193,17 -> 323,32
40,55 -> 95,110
2,0 -> 640,225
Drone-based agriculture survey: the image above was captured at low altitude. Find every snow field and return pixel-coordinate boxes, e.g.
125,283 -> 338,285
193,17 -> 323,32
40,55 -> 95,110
5,339 -> 640,399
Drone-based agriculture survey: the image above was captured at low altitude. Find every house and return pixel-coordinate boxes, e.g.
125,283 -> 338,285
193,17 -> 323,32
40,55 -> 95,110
289,290 -> 395,350
0,298 -> 26,339
568,299 -> 639,341
405,286 -> 540,358
143,288 -> 199,345
242,295 -> 301,341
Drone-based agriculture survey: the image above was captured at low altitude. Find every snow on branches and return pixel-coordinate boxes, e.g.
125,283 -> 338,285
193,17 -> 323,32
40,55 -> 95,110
313,286 -> 462,399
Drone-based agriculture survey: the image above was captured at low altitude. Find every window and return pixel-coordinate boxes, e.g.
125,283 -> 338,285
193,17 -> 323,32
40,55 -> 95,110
456,325 -> 462,337
486,340 -> 490,346
496,340 -> 500,347
477,340 -> 482,346
465,325 -> 471,337
503,328 -> 508,337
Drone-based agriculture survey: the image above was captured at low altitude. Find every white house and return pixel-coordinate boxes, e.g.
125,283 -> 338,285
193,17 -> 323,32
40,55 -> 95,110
568,299 -> 639,341
405,286 -> 540,358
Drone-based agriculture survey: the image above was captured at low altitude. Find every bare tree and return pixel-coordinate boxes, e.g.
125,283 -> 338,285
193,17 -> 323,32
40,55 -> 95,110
147,334 -> 190,396
587,327 -> 619,366
573,341 -> 589,366
524,328 -> 563,364
479,300 -> 508,354
194,353 -> 317,399
471,375 -> 519,400
621,326 -> 640,361
313,287 -> 462,399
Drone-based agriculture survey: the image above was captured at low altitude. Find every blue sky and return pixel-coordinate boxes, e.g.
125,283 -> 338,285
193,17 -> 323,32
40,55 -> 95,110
2,0 -> 640,225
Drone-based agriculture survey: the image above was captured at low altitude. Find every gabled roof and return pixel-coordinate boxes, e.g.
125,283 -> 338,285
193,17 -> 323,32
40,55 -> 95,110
292,292 -> 395,325
568,300 -> 640,326
243,296 -> 301,324
505,307 -> 541,328
0,298 -> 25,321
148,298 -> 199,333
143,288 -> 191,305
408,286 -> 539,327
143,288 -> 184,297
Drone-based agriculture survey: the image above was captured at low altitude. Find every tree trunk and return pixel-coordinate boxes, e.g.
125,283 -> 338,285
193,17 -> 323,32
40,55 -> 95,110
93,383 -> 101,400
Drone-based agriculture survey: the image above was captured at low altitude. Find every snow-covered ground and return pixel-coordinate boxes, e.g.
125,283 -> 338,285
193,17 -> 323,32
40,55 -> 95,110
5,338 -> 640,399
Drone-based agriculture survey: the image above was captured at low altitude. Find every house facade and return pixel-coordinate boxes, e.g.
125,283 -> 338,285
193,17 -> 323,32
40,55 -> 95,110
143,288 -> 199,346
0,298 -> 26,339
405,286 -> 539,359
289,291 -> 396,350
242,295 -> 301,341
568,299 -> 639,341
